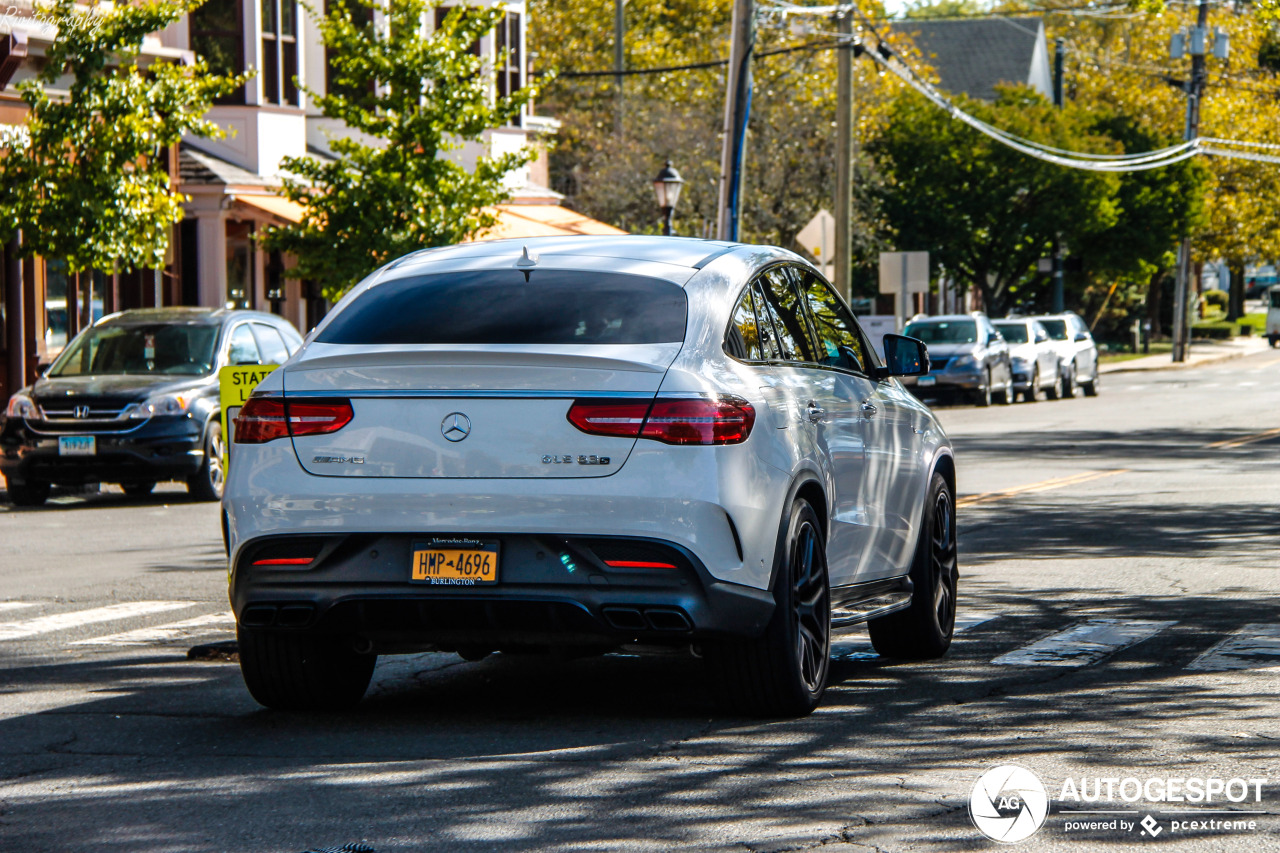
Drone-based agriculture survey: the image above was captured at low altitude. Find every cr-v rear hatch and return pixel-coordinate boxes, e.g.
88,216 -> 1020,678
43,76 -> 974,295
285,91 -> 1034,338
281,268 -> 688,479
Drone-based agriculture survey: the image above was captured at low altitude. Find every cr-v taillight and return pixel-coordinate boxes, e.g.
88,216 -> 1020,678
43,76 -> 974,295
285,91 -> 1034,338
567,396 -> 755,446
234,397 -> 353,444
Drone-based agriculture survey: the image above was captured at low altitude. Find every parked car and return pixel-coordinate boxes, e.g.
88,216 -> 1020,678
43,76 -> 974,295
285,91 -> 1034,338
1,308 -> 303,506
1266,285 -> 1280,347
900,313 -> 1014,406
223,236 -> 958,717
993,318 -> 1062,402
1031,312 -> 1100,396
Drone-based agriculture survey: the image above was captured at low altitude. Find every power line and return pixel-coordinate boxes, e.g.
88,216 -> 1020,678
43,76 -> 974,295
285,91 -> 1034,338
553,40 -> 838,79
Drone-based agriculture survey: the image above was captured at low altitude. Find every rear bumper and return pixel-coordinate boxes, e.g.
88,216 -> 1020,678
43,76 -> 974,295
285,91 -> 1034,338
230,532 -> 776,648
0,415 -> 204,486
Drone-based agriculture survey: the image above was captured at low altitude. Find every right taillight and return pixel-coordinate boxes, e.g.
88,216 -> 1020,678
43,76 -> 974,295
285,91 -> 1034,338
234,397 -> 353,444
567,396 -> 755,446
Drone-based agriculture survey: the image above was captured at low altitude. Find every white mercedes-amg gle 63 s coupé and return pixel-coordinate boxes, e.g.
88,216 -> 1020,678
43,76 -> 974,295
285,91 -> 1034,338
224,236 -> 957,716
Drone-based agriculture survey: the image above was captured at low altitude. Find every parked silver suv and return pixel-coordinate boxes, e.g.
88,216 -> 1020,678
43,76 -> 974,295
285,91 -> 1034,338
1031,313 -> 1100,397
901,313 -> 1014,406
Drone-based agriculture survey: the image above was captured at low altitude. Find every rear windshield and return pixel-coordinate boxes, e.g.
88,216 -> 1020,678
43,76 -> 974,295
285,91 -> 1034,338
317,270 -> 689,345
993,323 -> 1029,344
903,320 -> 977,344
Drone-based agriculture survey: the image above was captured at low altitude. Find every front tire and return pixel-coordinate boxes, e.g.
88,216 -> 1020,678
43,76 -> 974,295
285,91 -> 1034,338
5,478 -> 50,507
1081,369 -> 1100,397
237,627 -> 377,711
187,420 -> 224,501
868,472 -> 958,660
706,499 -> 831,717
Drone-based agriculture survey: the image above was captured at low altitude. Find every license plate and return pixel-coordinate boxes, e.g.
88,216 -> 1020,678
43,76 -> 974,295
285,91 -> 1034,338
410,539 -> 499,586
917,375 -> 937,387
58,436 -> 96,456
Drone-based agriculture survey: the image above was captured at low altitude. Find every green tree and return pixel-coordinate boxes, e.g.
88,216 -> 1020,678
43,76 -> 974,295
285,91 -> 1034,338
868,87 -> 1122,316
0,0 -> 244,272
260,0 -> 538,299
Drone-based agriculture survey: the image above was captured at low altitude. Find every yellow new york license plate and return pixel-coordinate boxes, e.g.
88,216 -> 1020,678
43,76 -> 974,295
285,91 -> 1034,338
410,540 -> 499,586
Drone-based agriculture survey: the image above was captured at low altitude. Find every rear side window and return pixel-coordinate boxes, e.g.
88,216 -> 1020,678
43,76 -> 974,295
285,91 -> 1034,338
251,323 -> 291,364
317,270 -> 688,345
759,268 -> 816,363
227,325 -> 262,365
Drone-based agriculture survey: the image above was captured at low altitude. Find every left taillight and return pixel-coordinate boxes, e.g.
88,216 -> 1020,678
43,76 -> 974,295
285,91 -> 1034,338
567,396 -> 755,446
234,397 -> 353,444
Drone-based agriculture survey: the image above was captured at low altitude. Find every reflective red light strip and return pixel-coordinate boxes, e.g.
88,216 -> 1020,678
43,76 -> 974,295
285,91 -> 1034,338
604,560 -> 678,569
252,557 -> 314,566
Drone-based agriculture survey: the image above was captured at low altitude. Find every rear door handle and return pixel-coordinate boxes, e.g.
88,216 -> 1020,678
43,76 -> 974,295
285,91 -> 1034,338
860,400 -> 878,418
806,402 -> 825,423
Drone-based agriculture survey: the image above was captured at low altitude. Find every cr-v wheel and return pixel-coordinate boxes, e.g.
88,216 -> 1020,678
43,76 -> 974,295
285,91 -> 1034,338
868,472 -> 958,659
187,421 -> 224,501
706,498 -> 830,717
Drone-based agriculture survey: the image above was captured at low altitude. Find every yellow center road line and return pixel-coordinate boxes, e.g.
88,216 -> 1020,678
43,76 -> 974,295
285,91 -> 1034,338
956,469 -> 1129,508
1204,427 -> 1280,449
1250,356 -> 1280,372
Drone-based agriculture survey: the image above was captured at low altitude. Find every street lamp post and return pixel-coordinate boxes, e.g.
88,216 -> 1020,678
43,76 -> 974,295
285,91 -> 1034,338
652,160 -> 684,237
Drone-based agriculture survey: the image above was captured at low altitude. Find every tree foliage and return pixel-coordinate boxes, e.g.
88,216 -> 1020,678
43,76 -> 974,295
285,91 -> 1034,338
260,0 -> 538,299
0,0 -> 244,273
868,87 -> 1124,315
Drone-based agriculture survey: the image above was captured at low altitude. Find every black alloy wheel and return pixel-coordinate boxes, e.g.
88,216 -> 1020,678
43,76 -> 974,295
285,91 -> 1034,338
868,472 -> 958,659
706,498 -> 831,717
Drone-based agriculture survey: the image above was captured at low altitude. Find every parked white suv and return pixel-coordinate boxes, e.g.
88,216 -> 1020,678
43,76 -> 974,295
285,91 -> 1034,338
1032,312 -> 1100,396
223,236 -> 958,716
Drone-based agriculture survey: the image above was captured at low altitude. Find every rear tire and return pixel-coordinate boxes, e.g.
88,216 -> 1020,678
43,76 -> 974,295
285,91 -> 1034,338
237,627 -> 377,711
868,472 -> 958,660
1061,366 -> 1077,398
995,373 -> 1014,405
1023,367 -> 1042,402
5,478 -> 50,507
706,499 -> 830,717
187,420 -> 224,501
1045,368 -> 1063,400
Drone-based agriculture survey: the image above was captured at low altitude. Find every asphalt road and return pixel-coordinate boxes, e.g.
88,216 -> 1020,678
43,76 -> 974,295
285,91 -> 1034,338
2,348 -> 1279,852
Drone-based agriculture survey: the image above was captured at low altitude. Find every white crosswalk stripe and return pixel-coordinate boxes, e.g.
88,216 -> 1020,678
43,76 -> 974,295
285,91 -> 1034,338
69,612 -> 235,646
1186,624 -> 1280,672
991,619 -> 1175,667
0,601 -> 196,641
0,602 -> 39,614
832,612 -> 997,661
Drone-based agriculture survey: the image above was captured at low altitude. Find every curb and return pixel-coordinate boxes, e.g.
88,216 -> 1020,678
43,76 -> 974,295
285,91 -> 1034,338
1099,342 -> 1267,375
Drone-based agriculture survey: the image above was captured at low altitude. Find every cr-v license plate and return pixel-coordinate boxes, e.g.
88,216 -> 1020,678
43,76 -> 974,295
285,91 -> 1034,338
58,436 -> 96,456
410,539 -> 499,586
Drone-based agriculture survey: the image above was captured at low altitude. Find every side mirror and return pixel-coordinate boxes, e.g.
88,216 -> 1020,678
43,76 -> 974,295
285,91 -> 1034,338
1075,331 -> 1089,342
878,334 -> 930,379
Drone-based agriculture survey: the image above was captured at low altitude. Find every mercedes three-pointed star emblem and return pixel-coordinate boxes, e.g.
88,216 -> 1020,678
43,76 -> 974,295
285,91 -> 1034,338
440,412 -> 472,442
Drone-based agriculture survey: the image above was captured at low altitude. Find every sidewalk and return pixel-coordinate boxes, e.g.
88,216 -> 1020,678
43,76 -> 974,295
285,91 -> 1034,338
1099,336 -> 1271,374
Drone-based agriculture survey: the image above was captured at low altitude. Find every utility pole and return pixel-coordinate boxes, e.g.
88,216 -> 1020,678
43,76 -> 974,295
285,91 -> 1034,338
717,0 -> 754,242
4,233 -> 24,399
1051,36 -> 1065,314
1171,0 -> 1211,363
834,9 -> 854,301
614,0 -> 625,138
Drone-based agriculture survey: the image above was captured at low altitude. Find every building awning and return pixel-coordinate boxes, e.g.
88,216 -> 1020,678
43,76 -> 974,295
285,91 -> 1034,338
474,204 -> 626,241
235,194 -> 307,224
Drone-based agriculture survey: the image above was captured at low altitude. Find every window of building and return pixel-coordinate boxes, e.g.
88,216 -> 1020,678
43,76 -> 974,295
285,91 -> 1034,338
190,0 -> 246,105
261,0 -> 299,105
495,11 -> 523,124
226,221 -> 255,309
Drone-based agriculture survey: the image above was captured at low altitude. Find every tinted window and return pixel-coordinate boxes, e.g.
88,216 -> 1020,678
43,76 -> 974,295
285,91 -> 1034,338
1039,319 -> 1068,341
318,270 -> 688,345
228,325 -> 262,365
759,268 -> 815,363
49,324 -> 220,377
903,320 -> 977,344
251,323 -> 291,364
726,285 -> 764,361
993,322 -> 1029,344
797,271 -> 868,373
1271,290 -> 1280,309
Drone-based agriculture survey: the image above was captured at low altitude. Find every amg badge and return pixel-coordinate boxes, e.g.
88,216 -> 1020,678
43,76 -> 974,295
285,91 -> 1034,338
313,455 -> 365,464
